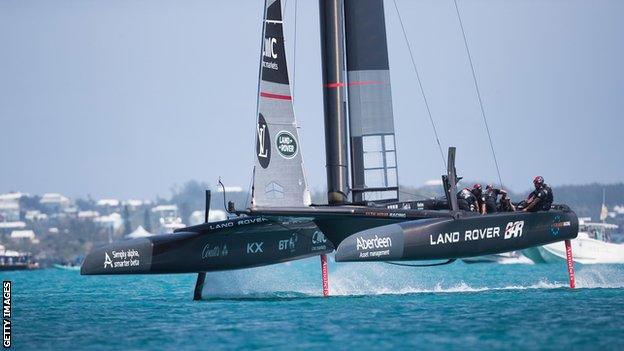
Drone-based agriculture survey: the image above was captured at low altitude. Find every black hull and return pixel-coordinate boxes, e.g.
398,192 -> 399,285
248,205 -> 579,262
82,205 -> 578,275
81,216 -> 333,275
335,210 -> 578,262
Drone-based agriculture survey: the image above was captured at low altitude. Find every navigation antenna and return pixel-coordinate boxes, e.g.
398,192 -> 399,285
453,0 -> 504,188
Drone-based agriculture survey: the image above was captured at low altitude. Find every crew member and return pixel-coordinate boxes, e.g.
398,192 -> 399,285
523,176 -> 553,212
457,184 -> 482,212
482,184 -> 513,213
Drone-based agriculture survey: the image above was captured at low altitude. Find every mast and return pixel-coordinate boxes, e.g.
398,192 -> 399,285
319,0 -> 349,205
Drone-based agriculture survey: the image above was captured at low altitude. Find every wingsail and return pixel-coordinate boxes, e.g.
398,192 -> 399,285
344,0 -> 399,203
253,0 -> 311,208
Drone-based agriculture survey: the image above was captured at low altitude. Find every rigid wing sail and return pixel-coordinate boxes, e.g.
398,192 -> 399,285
81,0 -> 578,296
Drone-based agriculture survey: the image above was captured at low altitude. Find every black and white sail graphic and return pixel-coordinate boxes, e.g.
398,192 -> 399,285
344,0 -> 399,203
253,0 -> 311,207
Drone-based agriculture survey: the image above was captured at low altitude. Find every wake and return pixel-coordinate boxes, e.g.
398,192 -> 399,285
201,259 -> 624,299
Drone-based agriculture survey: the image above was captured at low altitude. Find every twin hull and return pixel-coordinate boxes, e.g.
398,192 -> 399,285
81,209 -> 578,275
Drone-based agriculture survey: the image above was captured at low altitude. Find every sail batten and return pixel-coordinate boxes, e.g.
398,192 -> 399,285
252,0 -> 310,208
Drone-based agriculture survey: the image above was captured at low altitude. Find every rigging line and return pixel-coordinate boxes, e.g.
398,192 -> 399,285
452,0 -> 503,188
392,0 -> 446,170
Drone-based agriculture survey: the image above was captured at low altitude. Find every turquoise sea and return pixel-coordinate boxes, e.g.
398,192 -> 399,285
4,257 -> 624,350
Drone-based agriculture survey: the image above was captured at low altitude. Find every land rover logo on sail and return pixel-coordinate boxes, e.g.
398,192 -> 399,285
256,114 -> 271,169
275,131 -> 298,159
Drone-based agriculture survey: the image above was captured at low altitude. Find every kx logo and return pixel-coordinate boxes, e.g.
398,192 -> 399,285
247,242 -> 264,254
504,221 -> 525,239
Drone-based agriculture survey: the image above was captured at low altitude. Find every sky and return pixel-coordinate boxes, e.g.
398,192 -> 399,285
1,0 -> 623,200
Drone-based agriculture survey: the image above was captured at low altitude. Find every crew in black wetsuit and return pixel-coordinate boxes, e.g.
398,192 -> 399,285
457,184 -> 482,212
523,176 -> 553,212
482,184 -> 512,213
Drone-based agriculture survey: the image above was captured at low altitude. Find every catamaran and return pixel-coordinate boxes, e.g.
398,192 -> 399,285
81,0 -> 579,298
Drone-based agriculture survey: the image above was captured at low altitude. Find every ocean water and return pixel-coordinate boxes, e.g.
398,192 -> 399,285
4,258 -> 624,350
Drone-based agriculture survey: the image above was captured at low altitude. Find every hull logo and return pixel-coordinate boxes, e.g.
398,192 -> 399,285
356,235 -> 392,251
276,131 -> 298,159
247,242 -> 264,254
201,244 -> 229,259
504,221 -> 525,239
311,231 -> 328,252
278,234 -> 298,253
104,252 -> 113,268
551,215 -> 571,236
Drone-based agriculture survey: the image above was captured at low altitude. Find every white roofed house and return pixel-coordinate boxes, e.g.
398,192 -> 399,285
0,221 -> 26,236
10,230 -> 38,244
188,209 -> 227,226
0,192 -> 26,222
94,212 -> 123,231
151,205 -> 185,234
77,210 -> 100,220
96,199 -> 121,215
39,193 -> 70,213
24,210 -> 48,222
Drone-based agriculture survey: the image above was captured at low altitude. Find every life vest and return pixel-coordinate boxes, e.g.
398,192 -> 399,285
539,185 -> 553,210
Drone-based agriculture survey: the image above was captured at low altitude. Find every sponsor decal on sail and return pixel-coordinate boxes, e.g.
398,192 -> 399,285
262,37 -> 279,70
275,131 -> 298,159
256,114 -> 271,169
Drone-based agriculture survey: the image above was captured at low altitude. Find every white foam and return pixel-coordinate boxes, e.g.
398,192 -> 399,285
200,258 -> 624,299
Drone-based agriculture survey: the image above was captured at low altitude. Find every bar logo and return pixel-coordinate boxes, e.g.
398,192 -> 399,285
3,280 -> 10,348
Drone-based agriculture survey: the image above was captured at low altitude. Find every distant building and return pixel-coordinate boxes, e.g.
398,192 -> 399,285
216,186 -> 244,193
96,199 -> 120,215
123,199 -> 150,210
0,192 -> 26,222
188,209 -> 227,226
151,205 -> 185,234
10,230 -> 38,243
24,210 -> 48,222
0,221 -> 26,235
40,193 -> 70,213
78,210 -> 100,220
94,213 -> 123,231
125,225 -> 153,239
